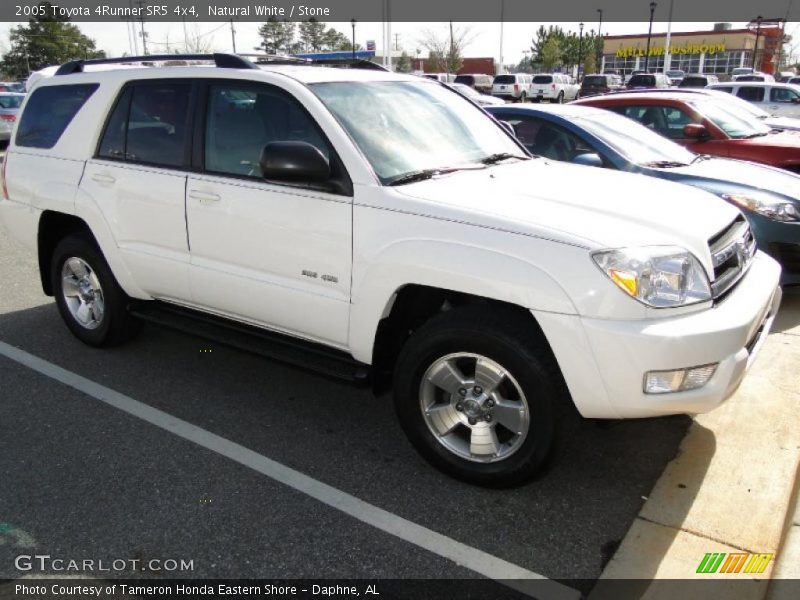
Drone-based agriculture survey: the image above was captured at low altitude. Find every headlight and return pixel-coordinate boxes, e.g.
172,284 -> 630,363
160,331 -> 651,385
592,246 -> 712,308
721,193 -> 799,222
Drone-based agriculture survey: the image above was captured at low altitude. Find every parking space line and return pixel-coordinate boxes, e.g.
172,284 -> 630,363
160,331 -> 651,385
0,341 -> 579,600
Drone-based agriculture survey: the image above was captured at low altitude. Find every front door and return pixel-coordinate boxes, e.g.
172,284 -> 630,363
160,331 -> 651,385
185,81 -> 353,347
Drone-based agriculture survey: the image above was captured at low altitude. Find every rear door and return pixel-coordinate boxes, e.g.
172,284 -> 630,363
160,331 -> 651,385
81,80 -> 194,301
767,86 -> 800,117
184,80 -> 353,347
735,86 -> 767,112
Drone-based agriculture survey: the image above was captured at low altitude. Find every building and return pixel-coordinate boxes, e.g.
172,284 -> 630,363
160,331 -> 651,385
601,22 -> 786,77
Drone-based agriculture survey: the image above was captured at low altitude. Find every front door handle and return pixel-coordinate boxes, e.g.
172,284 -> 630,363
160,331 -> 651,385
188,190 -> 222,204
91,173 -> 116,184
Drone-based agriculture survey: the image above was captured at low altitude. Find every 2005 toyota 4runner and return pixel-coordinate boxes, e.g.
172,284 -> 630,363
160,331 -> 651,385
0,54 -> 782,486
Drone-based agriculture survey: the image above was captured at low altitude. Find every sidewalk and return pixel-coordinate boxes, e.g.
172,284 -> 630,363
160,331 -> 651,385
592,289 -> 800,599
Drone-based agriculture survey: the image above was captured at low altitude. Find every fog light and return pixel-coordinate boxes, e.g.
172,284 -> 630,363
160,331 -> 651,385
644,364 -> 718,394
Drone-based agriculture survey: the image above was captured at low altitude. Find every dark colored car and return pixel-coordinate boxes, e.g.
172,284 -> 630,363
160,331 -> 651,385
487,102 -> 800,285
453,73 -> 493,94
626,73 -> 670,89
574,91 -> 800,173
580,74 -> 622,97
679,74 -> 719,88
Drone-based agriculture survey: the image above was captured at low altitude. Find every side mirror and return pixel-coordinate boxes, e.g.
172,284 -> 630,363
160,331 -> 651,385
683,123 -> 709,140
572,153 -> 604,167
260,141 -> 330,183
499,120 -> 516,136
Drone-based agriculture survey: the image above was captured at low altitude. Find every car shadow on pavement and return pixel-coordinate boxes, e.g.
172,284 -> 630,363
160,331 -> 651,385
0,302 -> 699,586
774,287 -> 800,334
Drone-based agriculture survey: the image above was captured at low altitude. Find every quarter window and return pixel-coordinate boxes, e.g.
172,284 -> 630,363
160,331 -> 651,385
204,83 -> 329,178
16,83 -> 98,148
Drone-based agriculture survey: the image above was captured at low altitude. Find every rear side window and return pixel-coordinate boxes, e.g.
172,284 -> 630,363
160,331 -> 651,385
737,86 -> 765,102
16,83 -> 98,148
97,82 -> 192,167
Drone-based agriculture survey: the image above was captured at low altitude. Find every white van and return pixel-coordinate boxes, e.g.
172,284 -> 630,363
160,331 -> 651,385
491,73 -> 532,102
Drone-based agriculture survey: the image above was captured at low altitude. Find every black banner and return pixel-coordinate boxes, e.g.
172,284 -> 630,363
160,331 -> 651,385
1,0 -> 797,23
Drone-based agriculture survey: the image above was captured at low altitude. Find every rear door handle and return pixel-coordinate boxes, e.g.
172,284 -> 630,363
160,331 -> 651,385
188,190 -> 221,204
91,173 -> 116,184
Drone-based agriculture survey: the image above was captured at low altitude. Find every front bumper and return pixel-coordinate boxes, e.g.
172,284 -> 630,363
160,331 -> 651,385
536,251 -> 782,418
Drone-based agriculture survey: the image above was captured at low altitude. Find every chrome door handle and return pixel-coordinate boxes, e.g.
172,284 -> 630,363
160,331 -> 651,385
188,190 -> 221,204
91,173 -> 116,184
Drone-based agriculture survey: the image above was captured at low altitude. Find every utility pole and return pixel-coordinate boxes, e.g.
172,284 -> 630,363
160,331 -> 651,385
499,0 -> 505,74
135,0 -> 148,55
753,15 -> 763,70
663,0 -> 674,72
644,1 -> 657,72
394,33 -> 400,51
230,19 -> 237,53
129,0 -> 138,54
449,20 -> 455,75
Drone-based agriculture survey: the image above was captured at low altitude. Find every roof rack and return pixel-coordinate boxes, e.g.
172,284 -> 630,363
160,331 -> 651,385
54,53 -> 256,75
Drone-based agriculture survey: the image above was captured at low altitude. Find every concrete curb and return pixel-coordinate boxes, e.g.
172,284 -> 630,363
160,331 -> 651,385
591,291 -> 800,598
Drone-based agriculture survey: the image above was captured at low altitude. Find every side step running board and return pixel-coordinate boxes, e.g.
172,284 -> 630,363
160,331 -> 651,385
130,302 -> 370,384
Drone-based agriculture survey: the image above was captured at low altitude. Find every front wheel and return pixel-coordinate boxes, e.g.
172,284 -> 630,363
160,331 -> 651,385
393,307 -> 559,487
51,233 -> 141,347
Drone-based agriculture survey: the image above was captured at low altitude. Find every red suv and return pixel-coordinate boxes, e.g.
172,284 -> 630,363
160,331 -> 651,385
574,91 -> 800,173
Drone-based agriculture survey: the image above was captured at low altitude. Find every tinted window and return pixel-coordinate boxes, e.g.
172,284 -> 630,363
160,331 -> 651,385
98,87 -> 132,159
628,75 -> 656,87
506,116 -> 594,161
770,87 -> 799,103
125,83 -> 191,166
454,75 -> 474,85
583,76 -> 608,86
494,75 -> 515,84
679,77 -> 707,88
737,86 -> 765,102
714,86 -> 734,93
16,83 -> 98,148
533,75 -> 553,84
205,83 -> 329,179
621,105 -> 695,139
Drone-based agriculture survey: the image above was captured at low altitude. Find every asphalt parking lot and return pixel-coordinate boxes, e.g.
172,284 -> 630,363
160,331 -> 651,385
0,227 -> 712,593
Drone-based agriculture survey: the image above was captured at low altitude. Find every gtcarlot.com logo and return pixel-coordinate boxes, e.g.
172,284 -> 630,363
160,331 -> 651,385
696,552 -> 773,574
15,554 -> 194,573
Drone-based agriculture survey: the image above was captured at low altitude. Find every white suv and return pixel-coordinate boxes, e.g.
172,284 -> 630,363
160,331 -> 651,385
530,73 -> 580,103
0,54 -> 782,486
708,81 -> 800,118
491,73 -> 532,102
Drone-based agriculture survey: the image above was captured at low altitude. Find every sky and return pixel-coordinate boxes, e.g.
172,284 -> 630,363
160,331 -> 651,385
1,20 -> 796,65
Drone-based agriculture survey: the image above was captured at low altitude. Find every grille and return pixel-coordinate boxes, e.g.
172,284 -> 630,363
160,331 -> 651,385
708,215 -> 756,299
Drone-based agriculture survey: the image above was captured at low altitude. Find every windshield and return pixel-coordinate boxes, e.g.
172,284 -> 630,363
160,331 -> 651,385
0,95 -> 23,109
576,112 -> 696,166
690,99 -> 771,138
312,81 -> 522,183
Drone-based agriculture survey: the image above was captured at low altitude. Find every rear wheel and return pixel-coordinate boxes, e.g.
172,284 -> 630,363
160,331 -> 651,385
51,233 -> 141,347
393,307 -> 559,487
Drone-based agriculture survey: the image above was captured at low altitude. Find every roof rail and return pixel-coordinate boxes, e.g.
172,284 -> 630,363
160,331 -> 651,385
54,53 -> 256,75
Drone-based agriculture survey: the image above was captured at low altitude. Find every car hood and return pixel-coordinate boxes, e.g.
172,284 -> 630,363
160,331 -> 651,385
765,115 -> 800,131
737,129 -> 800,149
392,159 -> 739,267
665,157 -> 800,201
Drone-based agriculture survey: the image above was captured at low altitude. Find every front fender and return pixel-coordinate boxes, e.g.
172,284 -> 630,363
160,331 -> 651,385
348,237 -> 579,364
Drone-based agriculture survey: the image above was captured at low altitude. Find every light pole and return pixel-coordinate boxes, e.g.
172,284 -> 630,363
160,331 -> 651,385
578,22 -> 584,80
752,15 -> 763,70
351,19 -> 356,62
597,9 -> 603,68
644,1 -> 657,72
416,48 -> 422,72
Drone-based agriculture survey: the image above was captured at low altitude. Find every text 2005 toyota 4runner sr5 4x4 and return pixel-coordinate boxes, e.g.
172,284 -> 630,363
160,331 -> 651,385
0,55 -> 782,486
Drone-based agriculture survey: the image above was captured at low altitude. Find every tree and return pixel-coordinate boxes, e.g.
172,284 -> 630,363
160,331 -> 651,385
418,24 -> 475,73
583,51 -> 597,77
298,18 -> 327,53
395,51 -> 412,73
540,37 -> 562,71
183,25 -> 213,54
257,17 -> 296,55
1,1 -> 104,78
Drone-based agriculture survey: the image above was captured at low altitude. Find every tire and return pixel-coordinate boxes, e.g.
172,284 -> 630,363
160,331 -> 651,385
51,232 -> 141,347
519,91 -> 527,103
393,306 -> 560,487
557,91 -> 565,104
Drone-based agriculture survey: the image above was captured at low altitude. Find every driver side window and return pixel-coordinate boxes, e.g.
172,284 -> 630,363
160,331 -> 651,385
204,83 -> 329,179
506,118 -> 595,162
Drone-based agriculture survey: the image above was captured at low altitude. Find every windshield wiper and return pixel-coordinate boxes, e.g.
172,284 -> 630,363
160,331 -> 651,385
643,160 -> 688,168
386,165 -> 483,186
480,152 -> 530,165
741,132 -> 768,139
690,154 -> 712,164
